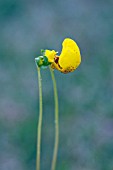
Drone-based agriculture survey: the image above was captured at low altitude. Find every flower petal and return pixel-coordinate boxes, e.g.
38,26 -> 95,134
58,38 -> 81,73
45,50 -> 57,63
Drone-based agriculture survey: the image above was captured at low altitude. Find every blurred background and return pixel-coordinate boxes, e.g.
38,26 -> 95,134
0,0 -> 113,170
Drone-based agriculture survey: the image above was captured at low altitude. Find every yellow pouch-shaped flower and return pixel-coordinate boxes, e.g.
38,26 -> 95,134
45,38 -> 81,73
58,38 -> 81,73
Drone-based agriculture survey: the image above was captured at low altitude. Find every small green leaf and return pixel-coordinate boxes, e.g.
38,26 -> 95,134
41,49 -> 45,56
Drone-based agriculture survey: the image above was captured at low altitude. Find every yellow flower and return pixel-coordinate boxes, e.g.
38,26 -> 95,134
45,38 -> 81,73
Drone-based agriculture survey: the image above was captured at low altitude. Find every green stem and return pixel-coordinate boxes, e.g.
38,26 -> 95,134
49,67 -> 59,170
36,67 -> 43,170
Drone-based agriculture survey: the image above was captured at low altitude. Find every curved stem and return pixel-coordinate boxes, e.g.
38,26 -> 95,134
49,67 -> 59,170
36,67 -> 43,170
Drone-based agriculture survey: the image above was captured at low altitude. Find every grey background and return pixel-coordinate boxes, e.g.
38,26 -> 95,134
0,0 -> 113,170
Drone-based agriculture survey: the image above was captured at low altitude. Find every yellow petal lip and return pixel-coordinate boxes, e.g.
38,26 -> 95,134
57,38 -> 81,73
45,50 -> 57,63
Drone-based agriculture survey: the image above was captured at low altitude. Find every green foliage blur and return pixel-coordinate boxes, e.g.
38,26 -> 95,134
0,0 -> 113,170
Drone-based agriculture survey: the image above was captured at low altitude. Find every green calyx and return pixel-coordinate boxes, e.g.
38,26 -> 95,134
41,49 -> 45,56
35,55 -> 51,68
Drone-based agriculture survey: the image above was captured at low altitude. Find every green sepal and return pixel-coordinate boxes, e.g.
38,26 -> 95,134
35,56 -> 51,68
41,49 -> 45,56
43,56 -> 51,66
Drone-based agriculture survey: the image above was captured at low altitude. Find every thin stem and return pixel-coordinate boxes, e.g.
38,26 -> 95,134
36,67 -> 43,170
49,66 -> 59,170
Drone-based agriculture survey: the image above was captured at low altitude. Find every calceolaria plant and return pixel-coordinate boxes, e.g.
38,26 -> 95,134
35,38 -> 81,170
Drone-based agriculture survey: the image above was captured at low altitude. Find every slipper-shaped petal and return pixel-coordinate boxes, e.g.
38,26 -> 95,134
54,38 -> 81,73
